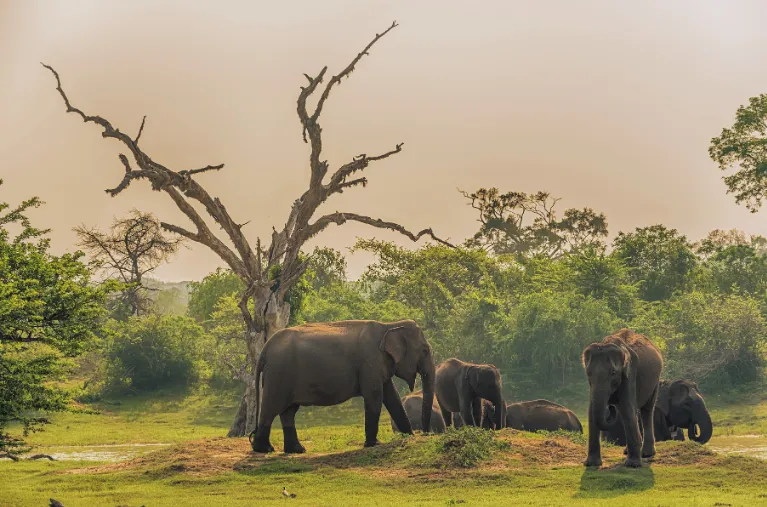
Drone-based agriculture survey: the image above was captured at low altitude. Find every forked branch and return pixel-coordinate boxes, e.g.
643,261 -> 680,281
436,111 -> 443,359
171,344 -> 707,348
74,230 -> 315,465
304,212 -> 455,248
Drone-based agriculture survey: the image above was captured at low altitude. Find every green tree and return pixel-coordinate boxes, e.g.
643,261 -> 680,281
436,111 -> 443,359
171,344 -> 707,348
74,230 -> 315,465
613,225 -> 697,301
710,95 -> 767,211
355,239 -> 516,332
187,268 -> 244,327
500,291 -> 621,385
0,181 -> 111,456
632,291 -> 766,389
706,245 -> 767,295
463,188 -> 608,258
304,247 -> 347,291
564,247 -> 639,318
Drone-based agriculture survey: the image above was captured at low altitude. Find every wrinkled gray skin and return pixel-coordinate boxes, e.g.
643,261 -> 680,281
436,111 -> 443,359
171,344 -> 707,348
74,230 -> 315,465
602,379 -> 712,446
250,320 -> 435,454
435,358 -> 505,430
481,399 -> 582,433
391,390 -> 446,434
582,329 -> 663,468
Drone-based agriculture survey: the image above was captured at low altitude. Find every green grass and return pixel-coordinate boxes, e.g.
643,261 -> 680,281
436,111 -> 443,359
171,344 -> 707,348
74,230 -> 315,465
2,389 -> 767,506
2,429 -> 767,506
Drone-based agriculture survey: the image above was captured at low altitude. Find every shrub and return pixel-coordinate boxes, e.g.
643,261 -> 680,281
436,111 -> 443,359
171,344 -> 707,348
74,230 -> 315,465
103,314 -> 212,393
632,291 -> 767,389
500,291 -> 622,385
434,427 -> 508,468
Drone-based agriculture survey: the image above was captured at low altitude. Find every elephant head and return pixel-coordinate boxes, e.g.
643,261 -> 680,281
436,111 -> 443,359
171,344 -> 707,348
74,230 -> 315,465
379,320 -> 436,433
467,364 -> 505,430
659,379 -> 712,444
480,400 -> 507,430
582,342 -> 628,431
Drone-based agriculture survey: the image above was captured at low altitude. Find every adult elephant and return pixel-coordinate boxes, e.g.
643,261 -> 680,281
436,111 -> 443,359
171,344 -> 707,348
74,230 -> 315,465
481,399 -> 582,433
582,328 -> 663,468
250,319 -> 435,454
435,358 -> 505,430
390,390 -> 447,434
602,379 -> 712,446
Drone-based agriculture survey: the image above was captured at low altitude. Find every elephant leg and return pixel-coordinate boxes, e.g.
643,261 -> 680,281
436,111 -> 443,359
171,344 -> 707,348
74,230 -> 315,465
280,405 -> 305,454
584,401 -> 602,467
441,407 -> 453,428
640,388 -> 658,459
459,393 -> 476,427
363,386 -> 383,447
619,400 -> 643,468
383,379 -> 412,435
251,389 -> 278,453
674,427 -> 685,441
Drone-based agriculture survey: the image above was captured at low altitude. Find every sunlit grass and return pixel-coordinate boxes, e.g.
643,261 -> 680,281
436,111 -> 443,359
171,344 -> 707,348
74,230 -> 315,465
2,389 -> 767,506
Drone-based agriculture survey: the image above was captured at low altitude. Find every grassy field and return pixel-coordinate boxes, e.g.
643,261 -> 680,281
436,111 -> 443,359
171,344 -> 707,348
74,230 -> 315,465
2,389 -> 767,507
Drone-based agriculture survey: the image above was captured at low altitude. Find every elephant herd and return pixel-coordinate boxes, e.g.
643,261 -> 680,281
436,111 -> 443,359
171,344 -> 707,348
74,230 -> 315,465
249,320 -> 712,469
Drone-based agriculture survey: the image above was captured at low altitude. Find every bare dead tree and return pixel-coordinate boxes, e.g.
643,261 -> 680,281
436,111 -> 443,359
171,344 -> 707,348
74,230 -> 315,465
44,21 -> 453,437
74,209 -> 183,317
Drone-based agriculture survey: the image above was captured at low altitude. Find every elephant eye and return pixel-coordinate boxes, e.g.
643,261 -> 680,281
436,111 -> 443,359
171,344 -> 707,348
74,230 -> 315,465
609,368 -> 617,376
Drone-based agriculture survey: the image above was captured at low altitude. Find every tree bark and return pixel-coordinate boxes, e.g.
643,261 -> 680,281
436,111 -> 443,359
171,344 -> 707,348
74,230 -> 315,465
227,292 -> 290,437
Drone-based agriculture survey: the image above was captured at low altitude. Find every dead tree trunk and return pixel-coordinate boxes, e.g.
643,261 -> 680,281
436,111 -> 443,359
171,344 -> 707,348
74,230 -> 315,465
44,20 -> 453,438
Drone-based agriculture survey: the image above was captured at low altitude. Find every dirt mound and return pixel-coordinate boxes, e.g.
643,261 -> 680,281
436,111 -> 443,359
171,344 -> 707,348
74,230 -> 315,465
63,431 -> 751,478
66,437 -> 252,477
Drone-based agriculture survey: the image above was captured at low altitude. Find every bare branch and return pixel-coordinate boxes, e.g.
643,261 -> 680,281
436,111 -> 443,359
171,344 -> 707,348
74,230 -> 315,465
179,164 -> 225,177
304,212 -> 455,247
326,143 -> 403,195
134,116 -> 147,144
311,21 -> 399,122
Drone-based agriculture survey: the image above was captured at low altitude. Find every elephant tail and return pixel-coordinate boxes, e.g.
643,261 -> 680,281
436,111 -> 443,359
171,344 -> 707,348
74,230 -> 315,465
255,351 -> 266,429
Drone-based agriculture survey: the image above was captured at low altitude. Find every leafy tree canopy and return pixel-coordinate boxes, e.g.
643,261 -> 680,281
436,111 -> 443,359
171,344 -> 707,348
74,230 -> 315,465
0,181 -> 111,456
463,188 -> 608,258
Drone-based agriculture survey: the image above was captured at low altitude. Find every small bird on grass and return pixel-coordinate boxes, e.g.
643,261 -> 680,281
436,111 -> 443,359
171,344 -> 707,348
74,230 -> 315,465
282,486 -> 297,498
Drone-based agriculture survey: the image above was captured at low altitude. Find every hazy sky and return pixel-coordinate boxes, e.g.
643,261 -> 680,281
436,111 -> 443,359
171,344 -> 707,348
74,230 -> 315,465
3,0 -> 767,281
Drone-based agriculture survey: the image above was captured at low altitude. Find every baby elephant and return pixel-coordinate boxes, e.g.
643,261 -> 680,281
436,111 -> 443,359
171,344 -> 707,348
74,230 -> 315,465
602,379 -> 712,446
390,390 -> 447,434
435,358 -> 505,430
481,399 -> 582,433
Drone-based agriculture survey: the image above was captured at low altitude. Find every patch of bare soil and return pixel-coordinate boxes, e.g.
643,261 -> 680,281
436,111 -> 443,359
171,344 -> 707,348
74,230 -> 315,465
62,431 -> 760,478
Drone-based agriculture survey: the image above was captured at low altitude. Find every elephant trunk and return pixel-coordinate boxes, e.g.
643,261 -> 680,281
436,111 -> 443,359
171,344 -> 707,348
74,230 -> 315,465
419,354 -> 435,434
591,389 -> 619,431
688,402 -> 713,444
492,392 -> 505,430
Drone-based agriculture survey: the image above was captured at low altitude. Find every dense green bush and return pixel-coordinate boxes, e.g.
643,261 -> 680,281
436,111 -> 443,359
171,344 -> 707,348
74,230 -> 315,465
632,291 -> 766,389
102,315 -> 212,393
499,291 -> 622,385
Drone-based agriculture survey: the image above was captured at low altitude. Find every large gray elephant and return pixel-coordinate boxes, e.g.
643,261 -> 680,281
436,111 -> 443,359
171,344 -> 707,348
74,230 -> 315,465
250,319 -> 435,454
601,379 -> 712,446
390,390 -> 446,434
582,328 -> 663,468
435,358 -> 505,430
481,399 -> 582,433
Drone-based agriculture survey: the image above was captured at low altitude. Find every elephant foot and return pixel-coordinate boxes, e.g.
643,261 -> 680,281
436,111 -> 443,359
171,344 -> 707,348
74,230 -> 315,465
364,439 -> 381,448
252,441 -> 275,453
284,442 -> 306,454
583,455 -> 602,468
282,427 -> 306,454
624,457 -> 642,468
250,425 -> 275,454
642,448 -> 656,459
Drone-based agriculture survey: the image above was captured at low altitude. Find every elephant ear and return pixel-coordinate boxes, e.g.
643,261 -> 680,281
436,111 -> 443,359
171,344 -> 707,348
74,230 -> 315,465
380,326 -> 407,364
